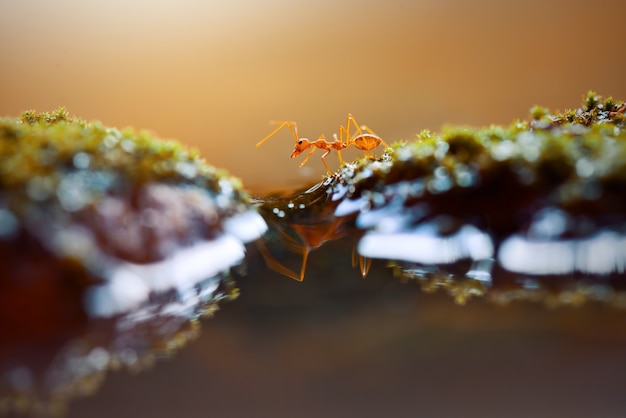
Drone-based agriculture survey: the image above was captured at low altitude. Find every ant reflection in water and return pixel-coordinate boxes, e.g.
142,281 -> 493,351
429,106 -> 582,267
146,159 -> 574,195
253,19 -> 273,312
255,183 -> 371,282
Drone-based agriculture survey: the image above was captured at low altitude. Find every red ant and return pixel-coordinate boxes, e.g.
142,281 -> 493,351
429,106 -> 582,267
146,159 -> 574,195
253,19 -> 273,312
256,114 -> 389,174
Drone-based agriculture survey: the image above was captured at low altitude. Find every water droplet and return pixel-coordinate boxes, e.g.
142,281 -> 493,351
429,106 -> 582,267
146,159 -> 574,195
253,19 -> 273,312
491,139 -> 516,161
121,138 -> 135,153
517,132 -> 541,162
57,173 -> 89,211
87,347 -> 110,371
453,164 -> 479,187
102,133 -> 119,148
576,158 -> 595,178
434,140 -> 449,160
395,146 -> 413,161
73,152 -> 91,169
176,161 -> 197,179
428,168 -> 452,193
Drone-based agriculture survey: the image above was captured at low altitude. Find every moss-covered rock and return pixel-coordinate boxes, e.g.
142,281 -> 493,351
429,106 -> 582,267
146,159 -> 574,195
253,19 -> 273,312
258,92 -> 626,306
0,108 -> 266,334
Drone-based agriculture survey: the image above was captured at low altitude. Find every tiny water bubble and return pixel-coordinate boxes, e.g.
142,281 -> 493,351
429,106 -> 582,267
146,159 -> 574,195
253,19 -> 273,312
491,139 -> 516,161
120,138 -> 135,153
428,168 -> 452,193
576,158 -> 595,178
434,140 -> 449,160
176,161 -> 198,179
102,134 -> 119,148
73,152 -> 91,170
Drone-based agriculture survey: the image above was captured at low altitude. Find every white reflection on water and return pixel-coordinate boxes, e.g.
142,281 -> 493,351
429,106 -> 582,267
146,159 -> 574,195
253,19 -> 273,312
499,230 -> 626,275
85,236 -> 244,317
85,212 -> 267,317
358,223 -> 494,264
223,211 -> 269,242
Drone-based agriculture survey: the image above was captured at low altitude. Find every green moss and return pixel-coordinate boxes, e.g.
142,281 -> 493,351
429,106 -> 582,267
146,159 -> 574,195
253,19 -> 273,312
0,107 -> 250,214
302,91 -> 626,306
530,105 -> 550,120
337,91 -> 626,206
21,107 -> 72,125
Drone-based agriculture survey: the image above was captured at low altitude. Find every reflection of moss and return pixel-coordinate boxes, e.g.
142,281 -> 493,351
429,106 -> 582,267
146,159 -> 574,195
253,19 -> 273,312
0,321 -> 200,417
392,265 -> 489,305
395,263 -> 626,309
0,272 -> 237,417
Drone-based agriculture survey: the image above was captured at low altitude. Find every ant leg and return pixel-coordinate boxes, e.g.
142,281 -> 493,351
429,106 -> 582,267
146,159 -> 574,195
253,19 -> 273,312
336,149 -> 344,165
344,114 -> 366,148
348,115 -> 379,141
320,149 -> 333,174
256,239 -> 305,281
298,247 -> 310,281
351,247 -> 371,278
359,256 -> 372,278
275,227 -> 309,255
256,120 -> 298,147
346,113 -> 362,135
338,125 -> 347,147
299,146 -> 318,167
332,133 -> 345,165
285,120 -> 299,142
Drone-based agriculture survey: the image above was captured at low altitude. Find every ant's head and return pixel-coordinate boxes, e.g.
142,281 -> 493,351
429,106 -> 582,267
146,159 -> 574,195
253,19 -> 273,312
291,138 -> 311,158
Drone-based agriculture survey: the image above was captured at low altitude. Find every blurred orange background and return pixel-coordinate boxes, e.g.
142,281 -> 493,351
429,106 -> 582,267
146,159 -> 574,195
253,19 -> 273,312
2,0 -> 626,192
3,2 -> 626,417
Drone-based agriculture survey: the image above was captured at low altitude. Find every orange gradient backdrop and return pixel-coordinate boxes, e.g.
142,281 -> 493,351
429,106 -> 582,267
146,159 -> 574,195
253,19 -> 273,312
2,0 -> 625,192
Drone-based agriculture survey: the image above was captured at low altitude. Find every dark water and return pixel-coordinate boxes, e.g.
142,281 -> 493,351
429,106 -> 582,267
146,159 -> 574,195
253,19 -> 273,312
4,168 -> 626,417
65,239 -> 626,418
